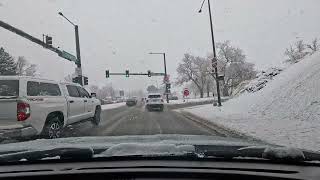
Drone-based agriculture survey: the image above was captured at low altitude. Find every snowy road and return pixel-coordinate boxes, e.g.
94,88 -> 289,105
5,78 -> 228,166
62,103 -> 242,139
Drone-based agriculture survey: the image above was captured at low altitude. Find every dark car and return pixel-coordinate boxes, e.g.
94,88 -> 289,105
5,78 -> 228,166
126,98 -> 137,106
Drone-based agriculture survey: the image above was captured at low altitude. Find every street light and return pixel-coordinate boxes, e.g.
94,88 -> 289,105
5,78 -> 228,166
149,52 -> 169,103
58,11 -> 83,85
198,0 -> 222,106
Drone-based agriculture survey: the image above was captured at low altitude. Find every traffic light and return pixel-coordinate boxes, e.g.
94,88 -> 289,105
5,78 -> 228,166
45,35 -> 53,46
125,70 -> 129,77
147,70 -> 151,77
166,83 -> 171,90
106,70 -> 109,78
166,83 -> 171,93
84,76 -> 88,85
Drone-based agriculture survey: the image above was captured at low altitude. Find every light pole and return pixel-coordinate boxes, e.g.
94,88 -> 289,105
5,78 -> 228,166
149,52 -> 169,103
198,0 -> 222,106
58,12 -> 83,85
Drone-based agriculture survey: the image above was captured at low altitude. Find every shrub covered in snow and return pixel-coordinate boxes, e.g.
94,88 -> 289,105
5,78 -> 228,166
241,67 -> 283,93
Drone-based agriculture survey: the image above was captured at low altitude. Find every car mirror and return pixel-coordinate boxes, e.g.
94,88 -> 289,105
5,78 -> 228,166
91,93 -> 97,98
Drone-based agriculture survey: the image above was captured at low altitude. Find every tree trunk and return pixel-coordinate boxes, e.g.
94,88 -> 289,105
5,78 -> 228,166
206,82 -> 210,97
222,85 -> 229,96
200,90 -> 204,98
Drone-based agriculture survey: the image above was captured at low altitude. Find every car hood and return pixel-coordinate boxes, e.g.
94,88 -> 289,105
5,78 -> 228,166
0,134 -> 266,155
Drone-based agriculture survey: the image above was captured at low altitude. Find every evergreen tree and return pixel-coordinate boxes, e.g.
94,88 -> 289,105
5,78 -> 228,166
0,47 -> 17,75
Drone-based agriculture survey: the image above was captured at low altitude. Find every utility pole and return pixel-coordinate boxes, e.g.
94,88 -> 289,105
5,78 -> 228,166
198,0 -> 222,106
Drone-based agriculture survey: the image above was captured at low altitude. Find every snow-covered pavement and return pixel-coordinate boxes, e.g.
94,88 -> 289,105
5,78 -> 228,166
101,102 -> 126,110
177,53 -> 320,152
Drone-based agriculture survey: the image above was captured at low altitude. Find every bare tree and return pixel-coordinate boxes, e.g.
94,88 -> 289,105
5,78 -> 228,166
176,54 -> 209,98
307,38 -> 319,54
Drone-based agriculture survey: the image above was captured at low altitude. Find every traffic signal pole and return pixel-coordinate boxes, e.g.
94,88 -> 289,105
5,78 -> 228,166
0,20 -> 61,54
74,25 -> 83,85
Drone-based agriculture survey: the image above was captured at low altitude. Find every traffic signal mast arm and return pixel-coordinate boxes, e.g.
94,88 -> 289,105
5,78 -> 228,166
0,20 -> 77,64
109,72 -> 165,76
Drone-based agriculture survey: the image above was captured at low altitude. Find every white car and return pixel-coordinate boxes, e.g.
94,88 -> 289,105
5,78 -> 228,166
145,93 -> 164,111
0,76 -> 101,139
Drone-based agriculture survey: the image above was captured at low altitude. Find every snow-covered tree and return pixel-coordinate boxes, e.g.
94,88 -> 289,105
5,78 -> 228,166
147,85 -> 158,93
15,56 -> 37,76
176,54 -> 210,98
0,47 -> 17,75
285,40 -> 309,64
207,41 -> 256,96
307,38 -> 319,54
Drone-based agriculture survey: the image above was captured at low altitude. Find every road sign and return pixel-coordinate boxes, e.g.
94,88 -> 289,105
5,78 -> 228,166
183,88 -> 190,97
163,75 -> 170,83
60,50 -> 78,64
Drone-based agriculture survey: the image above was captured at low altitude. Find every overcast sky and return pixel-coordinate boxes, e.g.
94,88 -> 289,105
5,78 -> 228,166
0,0 -> 319,92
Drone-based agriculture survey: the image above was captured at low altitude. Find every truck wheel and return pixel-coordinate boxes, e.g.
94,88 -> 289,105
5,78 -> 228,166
92,106 -> 101,126
42,116 -> 63,139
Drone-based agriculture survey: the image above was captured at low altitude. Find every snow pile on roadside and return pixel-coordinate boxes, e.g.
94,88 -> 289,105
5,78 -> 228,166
101,102 -> 126,110
168,97 -> 214,104
180,52 -> 320,151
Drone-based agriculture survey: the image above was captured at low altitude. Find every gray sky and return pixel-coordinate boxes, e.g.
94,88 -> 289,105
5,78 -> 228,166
0,0 -> 319,91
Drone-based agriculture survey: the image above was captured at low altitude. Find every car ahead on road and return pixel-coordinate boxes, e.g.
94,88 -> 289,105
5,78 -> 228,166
169,96 -> 179,100
0,76 -> 101,139
126,98 -> 137,106
145,93 -> 164,111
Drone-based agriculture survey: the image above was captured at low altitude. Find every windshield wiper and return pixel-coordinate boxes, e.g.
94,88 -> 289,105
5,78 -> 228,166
0,147 -> 94,163
195,145 -> 320,163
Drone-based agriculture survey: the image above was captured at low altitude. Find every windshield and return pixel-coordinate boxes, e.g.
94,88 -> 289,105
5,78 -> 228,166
0,80 -> 19,96
0,0 -> 319,164
148,95 -> 161,99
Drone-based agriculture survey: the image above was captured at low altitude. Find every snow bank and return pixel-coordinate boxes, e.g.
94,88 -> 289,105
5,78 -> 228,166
168,97 -> 229,105
181,52 -> 320,151
168,97 -> 214,104
101,102 -> 126,110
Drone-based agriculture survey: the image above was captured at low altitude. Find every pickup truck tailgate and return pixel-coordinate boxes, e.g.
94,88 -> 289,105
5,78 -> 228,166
0,98 -> 18,127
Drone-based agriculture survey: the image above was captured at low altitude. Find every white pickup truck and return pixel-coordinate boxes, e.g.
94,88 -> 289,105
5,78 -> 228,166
0,76 -> 101,139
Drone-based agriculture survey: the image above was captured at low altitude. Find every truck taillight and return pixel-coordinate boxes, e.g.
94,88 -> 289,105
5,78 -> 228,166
17,102 -> 30,121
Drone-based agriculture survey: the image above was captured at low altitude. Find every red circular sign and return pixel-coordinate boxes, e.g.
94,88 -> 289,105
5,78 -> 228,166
183,89 -> 190,96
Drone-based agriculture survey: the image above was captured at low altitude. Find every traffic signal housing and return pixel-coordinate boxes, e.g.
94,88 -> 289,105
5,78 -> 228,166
84,76 -> 88,85
166,83 -> 171,93
125,70 -> 129,77
45,35 -> 53,46
106,70 -> 110,78
147,70 -> 151,77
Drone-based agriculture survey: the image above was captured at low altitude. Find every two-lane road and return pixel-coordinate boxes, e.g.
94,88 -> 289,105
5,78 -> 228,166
63,103 -> 235,138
